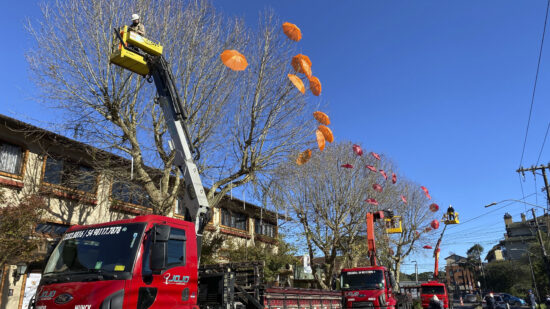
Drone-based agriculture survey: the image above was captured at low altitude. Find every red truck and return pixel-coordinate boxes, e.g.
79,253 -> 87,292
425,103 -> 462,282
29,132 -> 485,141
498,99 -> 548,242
31,28 -> 342,309
341,211 -> 412,309
32,215 -> 342,308
420,281 -> 451,309
420,208 -> 459,309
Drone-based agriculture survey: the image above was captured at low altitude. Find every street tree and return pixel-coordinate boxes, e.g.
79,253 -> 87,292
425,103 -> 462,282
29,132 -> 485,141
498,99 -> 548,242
26,0 -> 312,215
485,260 -> 531,296
265,142 -> 438,289
467,244 -> 484,260
224,237 -> 298,284
0,191 -> 47,276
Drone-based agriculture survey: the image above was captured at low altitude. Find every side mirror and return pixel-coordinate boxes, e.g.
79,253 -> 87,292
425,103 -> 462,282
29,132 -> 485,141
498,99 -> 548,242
150,225 -> 171,273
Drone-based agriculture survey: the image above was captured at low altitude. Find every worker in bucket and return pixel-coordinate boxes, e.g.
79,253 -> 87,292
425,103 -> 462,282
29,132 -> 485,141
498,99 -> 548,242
129,14 -> 146,36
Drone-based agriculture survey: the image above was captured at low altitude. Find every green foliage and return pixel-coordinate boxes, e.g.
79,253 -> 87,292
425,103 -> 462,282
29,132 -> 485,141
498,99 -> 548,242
0,192 -> 47,268
485,260 -> 532,295
400,272 -> 412,281
418,271 -> 434,281
200,232 -> 226,265
467,244 -> 484,260
224,237 -> 298,284
528,239 -> 550,299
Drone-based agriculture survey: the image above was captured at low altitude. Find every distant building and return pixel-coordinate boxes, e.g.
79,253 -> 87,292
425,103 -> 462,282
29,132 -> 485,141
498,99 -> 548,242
485,244 -> 504,263
0,114 -> 281,309
485,212 -> 548,262
445,254 -> 478,297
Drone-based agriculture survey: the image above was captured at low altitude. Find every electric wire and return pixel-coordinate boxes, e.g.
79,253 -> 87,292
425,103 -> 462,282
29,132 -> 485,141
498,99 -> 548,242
519,0 -> 550,168
536,122 -> 550,166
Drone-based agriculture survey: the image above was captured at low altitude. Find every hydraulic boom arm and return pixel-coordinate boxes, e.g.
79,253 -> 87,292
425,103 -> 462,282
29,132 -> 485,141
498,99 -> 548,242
109,27 -> 210,259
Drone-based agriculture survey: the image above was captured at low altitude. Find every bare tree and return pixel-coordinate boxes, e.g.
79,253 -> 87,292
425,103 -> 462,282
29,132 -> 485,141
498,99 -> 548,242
26,0 -> 312,215
0,191 -> 47,271
374,181 -> 437,287
265,142 -> 437,289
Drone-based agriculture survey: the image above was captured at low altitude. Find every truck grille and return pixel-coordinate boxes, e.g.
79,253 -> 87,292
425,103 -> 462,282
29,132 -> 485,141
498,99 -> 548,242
352,301 -> 374,308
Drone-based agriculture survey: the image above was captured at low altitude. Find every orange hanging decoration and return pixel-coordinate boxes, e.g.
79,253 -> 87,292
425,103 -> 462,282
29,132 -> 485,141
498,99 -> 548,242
317,125 -> 333,143
291,54 -> 312,76
313,111 -> 330,125
296,149 -> 312,165
287,74 -> 305,94
220,50 -> 248,71
316,129 -> 326,152
282,22 -> 302,42
309,76 -> 322,96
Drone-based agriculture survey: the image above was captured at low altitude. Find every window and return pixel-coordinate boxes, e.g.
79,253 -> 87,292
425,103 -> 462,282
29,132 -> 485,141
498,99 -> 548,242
43,157 -> 96,192
111,180 -> 151,207
35,222 -> 70,237
221,208 -> 247,230
0,141 -> 23,175
255,219 -> 276,237
167,228 -> 186,266
142,227 -> 186,275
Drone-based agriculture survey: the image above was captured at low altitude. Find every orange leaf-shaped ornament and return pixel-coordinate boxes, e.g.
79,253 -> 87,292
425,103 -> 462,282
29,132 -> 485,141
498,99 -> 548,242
282,22 -> 302,42
318,125 -> 333,143
313,111 -> 330,125
291,54 -> 312,76
296,149 -> 312,165
287,74 -> 305,94
316,129 -> 325,152
220,50 -> 248,71
309,76 -> 322,96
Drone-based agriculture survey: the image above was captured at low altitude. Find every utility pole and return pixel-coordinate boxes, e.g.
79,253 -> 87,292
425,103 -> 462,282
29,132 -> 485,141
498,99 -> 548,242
531,208 -> 550,292
517,164 -> 550,209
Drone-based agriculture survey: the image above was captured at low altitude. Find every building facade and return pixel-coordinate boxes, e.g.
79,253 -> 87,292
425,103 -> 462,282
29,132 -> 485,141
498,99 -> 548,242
445,254 -> 478,297
485,212 -> 549,263
0,114 -> 280,309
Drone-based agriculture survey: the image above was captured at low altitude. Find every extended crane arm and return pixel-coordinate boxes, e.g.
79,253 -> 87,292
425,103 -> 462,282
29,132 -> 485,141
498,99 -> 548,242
366,210 -> 395,266
432,222 -> 448,279
109,28 -> 210,260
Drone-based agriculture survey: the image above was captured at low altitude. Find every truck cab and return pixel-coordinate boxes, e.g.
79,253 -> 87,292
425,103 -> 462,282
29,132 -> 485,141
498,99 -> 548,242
340,266 -> 398,309
34,215 -> 199,308
420,281 -> 451,309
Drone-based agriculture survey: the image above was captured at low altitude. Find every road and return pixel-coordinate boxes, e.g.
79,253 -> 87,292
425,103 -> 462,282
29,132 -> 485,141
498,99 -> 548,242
453,301 -> 528,309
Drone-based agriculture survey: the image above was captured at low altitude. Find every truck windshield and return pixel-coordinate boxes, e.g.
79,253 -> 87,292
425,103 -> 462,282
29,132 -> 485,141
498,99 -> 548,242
341,270 -> 384,290
44,223 -> 145,279
421,285 -> 445,295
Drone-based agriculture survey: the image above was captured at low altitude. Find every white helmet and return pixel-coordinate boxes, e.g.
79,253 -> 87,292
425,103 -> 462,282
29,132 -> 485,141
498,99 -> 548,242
132,14 -> 140,21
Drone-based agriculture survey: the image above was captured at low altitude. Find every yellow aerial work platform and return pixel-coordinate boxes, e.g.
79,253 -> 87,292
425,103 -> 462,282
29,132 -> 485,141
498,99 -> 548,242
443,212 -> 459,225
109,26 -> 164,76
384,216 -> 403,234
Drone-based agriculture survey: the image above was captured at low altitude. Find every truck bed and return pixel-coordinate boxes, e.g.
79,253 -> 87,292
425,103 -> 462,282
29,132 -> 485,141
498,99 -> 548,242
198,262 -> 341,309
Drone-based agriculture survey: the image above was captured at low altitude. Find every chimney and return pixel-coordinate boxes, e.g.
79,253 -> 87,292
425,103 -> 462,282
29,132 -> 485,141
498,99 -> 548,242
504,213 -> 513,226
521,213 -> 526,223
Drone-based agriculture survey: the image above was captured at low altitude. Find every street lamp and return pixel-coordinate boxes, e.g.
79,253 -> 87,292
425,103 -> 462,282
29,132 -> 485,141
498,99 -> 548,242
411,260 -> 418,283
484,199 -> 546,210
12,262 -> 27,285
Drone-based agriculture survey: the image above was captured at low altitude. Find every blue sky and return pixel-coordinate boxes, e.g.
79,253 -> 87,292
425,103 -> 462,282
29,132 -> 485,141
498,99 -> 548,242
2,1 -> 550,274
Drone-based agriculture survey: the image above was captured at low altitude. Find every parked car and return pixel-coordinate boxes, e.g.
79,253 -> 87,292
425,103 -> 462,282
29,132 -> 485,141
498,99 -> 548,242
465,294 -> 478,303
500,293 -> 526,306
508,296 -> 526,306
483,294 -> 507,309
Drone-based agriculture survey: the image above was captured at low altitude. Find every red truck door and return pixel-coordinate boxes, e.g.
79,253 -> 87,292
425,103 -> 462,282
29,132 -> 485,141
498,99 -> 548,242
127,223 -> 199,308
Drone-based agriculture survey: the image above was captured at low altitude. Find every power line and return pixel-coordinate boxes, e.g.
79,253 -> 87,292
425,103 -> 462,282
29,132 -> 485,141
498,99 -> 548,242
536,122 -> 550,166
519,0 -> 550,167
